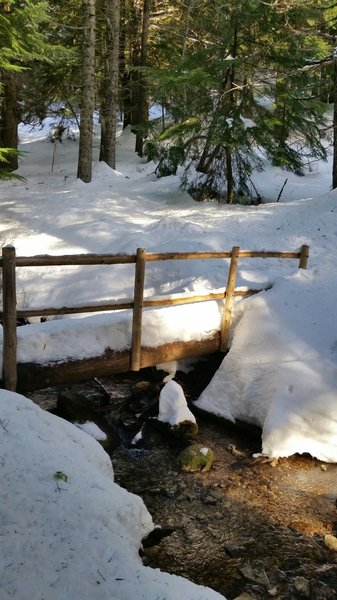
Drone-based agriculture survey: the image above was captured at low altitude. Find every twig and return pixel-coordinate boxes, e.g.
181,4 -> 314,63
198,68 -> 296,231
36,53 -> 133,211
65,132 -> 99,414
277,178 -> 288,202
55,481 -> 68,493
51,140 -> 58,173
93,377 -> 111,401
0,418 -> 9,432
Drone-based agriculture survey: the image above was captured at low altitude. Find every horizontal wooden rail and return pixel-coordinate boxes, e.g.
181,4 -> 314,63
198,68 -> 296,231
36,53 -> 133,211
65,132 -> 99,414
2,288 -> 264,319
0,246 -> 307,268
9,253 -> 137,267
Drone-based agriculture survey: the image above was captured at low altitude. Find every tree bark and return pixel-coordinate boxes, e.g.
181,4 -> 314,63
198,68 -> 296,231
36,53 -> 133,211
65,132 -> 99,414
0,72 -> 19,171
99,0 -> 120,169
77,0 -> 96,183
333,56 -> 337,189
134,0 -> 151,156
225,146 -> 234,204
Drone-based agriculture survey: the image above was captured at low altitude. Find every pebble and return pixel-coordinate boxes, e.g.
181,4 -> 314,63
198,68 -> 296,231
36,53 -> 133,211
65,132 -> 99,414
293,576 -> 310,597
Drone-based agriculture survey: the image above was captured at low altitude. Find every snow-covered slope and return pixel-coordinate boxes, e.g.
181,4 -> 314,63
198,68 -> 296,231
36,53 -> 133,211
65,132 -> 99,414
1,122 -> 337,464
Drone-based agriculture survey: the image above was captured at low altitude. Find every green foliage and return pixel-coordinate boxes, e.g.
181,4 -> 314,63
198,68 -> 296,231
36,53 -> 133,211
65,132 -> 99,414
156,144 -> 186,177
0,1 -> 57,70
0,0 -> 75,167
144,0 -> 333,202
0,148 -> 25,180
54,470 -> 68,483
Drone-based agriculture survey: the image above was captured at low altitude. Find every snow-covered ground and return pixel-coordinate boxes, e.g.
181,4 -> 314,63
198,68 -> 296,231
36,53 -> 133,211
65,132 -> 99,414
1,120 -> 337,598
0,389 -> 225,600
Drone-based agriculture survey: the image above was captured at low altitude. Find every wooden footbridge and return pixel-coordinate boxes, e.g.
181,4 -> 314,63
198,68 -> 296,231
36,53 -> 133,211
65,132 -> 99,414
0,244 -> 309,393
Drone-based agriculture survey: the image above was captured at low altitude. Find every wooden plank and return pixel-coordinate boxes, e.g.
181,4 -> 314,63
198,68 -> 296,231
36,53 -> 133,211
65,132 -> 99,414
2,245 -> 17,391
221,246 -> 240,352
16,349 -> 131,392
14,333 -> 221,393
139,333 -> 221,368
130,248 -> 146,371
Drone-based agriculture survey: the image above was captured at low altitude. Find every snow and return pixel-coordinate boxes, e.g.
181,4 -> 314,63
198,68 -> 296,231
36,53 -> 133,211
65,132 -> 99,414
5,300 -> 222,366
0,390 -> 224,600
158,380 -> 197,426
1,118 -> 337,598
74,420 -> 108,441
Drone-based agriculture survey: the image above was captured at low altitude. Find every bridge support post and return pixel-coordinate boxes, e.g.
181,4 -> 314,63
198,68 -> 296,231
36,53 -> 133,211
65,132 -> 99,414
221,246 -> 240,352
2,245 -> 17,391
130,247 -> 146,370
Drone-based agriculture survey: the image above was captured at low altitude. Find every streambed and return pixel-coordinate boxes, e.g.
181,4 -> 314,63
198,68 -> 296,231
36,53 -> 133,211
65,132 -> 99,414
28,356 -> 337,600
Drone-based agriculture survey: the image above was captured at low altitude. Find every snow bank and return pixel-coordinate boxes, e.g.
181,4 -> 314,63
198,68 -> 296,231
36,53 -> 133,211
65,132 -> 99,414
158,380 -> 197,426
0,390 -> 226,600
196,268 -> 337,463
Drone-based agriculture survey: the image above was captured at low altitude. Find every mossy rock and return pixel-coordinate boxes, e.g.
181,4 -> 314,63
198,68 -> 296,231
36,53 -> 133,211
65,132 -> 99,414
170,420 -> 199,438
178,443 -> 214,473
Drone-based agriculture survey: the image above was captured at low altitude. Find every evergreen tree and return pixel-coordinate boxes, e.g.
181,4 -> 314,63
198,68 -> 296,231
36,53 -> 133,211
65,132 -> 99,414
77,0 -> 96,182
145,0 -> 332,203
98,0 -> 120,169
119,0 -> 157,153
0,0 -> 56,174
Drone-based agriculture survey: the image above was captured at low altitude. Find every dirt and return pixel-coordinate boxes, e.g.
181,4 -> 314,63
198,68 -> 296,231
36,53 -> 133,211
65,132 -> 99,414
28,355 -> 337,600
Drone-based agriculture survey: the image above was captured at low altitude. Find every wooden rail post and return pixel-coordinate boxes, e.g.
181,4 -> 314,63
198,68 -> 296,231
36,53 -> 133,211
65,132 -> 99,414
299,244 -> 309,269
2,245 -> 17,390
220,246 -> 240,352
130,247 -> 146,371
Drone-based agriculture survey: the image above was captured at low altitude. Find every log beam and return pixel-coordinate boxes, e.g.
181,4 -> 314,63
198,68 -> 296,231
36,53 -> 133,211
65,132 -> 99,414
13,333 -> 221,393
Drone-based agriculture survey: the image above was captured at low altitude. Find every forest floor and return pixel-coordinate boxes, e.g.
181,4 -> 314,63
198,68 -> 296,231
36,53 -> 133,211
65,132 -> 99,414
29,356 -> 337,600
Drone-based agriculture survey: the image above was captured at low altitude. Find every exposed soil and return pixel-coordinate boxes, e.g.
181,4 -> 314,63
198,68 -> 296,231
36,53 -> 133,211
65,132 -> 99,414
28,355 -> 337,600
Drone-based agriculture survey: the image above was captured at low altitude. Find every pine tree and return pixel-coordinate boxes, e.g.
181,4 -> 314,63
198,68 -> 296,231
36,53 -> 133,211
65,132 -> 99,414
77,0 -> 96,183
98,0 -> 120,169
0,0 -> 56,174
144,0 -> 332,203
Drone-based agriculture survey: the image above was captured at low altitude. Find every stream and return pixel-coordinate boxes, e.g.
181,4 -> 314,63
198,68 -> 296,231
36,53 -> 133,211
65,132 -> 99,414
28,354 -> 337,600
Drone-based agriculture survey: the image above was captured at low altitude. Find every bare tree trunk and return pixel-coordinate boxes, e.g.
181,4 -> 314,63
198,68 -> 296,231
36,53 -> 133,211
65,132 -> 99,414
120,0 -> 139,130
0,72 -> 19,171
225,146 -> 234,204
134,0 -> 151,156
332,56 -> 337,189
99,0 -> 120,169
77,0 -> 96,183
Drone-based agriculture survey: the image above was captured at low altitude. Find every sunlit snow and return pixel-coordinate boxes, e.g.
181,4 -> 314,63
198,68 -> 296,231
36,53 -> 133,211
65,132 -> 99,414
1,118 -> 337,599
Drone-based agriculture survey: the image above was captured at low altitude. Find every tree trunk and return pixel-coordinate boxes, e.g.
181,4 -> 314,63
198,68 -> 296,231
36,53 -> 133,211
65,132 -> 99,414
0,72 -> 19,171
332,57 -> 337,189
272,77 -> 288,167
134,0 -> 151,156
99,0 -> 120,169
225,146 -> 234,204
120,0 -> 139,130
77,0 -> 96,183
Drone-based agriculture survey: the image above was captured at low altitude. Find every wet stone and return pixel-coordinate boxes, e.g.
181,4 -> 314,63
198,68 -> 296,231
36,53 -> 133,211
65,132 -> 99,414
292,576 -> 311,597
